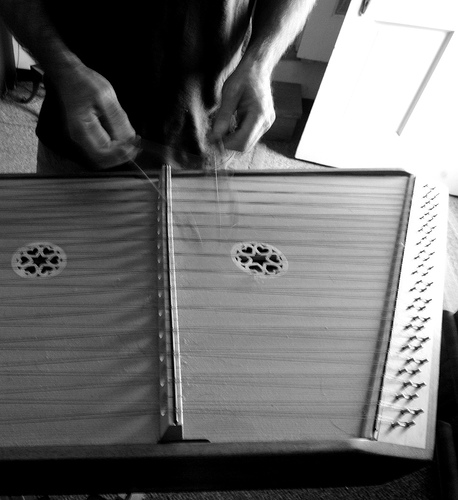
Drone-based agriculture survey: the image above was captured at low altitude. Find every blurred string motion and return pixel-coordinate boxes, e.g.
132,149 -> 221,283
128,138 -> 239,244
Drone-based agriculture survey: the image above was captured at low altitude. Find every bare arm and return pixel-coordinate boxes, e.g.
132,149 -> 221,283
245,0 -> 316,76
0,0 -> 137,168
210,0 -> 316,152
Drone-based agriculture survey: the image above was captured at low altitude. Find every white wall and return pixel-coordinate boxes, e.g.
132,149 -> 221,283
12,38 -> 36,70
297,0 -> 347,62
273,0 -> 347,99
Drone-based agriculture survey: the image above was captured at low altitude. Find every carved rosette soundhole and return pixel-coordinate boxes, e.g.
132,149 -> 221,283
231,242 -> 288,277
11,242 -> 67,279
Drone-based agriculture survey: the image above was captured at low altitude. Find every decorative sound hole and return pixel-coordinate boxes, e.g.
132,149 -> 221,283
12,242 -> 67,278
231,242 -> 288,277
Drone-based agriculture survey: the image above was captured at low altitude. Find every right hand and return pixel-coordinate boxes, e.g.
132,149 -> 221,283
55,64 -> 138,169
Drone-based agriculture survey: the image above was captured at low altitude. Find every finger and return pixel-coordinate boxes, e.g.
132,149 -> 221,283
97,140 -> 138,169
209,91 -> 240,144
222,110 -> 273,152
99,97 -> 137,144
210,114 -> 235,145
72,112 -> 137,168
97,100 -> 139,167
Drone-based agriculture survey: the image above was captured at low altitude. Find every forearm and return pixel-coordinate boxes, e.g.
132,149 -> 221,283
211,0 -> 315,150
0,0 -> 137,167
244,0 -> 316,75
0,0 -> 82,83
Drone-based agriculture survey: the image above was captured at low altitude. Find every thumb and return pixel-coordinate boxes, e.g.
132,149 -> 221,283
209,94 -> 240,144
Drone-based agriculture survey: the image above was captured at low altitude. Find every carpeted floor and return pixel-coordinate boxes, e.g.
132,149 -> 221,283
0,80 -> 42,173
0,81 -> 442,500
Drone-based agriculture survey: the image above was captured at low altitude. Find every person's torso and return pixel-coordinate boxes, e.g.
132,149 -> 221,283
38,0 -> 255,168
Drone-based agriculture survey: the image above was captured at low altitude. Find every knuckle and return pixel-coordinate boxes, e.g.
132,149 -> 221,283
264,110 -> 276,132
268,108 -> 276,125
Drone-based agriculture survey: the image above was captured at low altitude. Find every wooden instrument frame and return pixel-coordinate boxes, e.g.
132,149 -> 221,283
0,169 -> 446,495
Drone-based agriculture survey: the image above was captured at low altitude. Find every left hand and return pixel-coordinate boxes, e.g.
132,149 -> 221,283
54,63 -> 138,169
209,61 -> 276,152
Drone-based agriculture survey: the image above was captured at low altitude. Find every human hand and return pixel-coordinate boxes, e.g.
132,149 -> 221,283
54,64 -> 138,169
209,61 -> 276,152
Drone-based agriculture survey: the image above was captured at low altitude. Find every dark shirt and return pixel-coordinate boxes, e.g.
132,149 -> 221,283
37,0 -> 255,169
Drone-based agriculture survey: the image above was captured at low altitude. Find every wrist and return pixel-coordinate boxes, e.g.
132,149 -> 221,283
42,50 -> 86,87
235,52 -> 274,81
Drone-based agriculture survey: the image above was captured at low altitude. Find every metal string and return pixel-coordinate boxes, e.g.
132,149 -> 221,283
164,173 -> 420,439
0,174 -> 414,439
